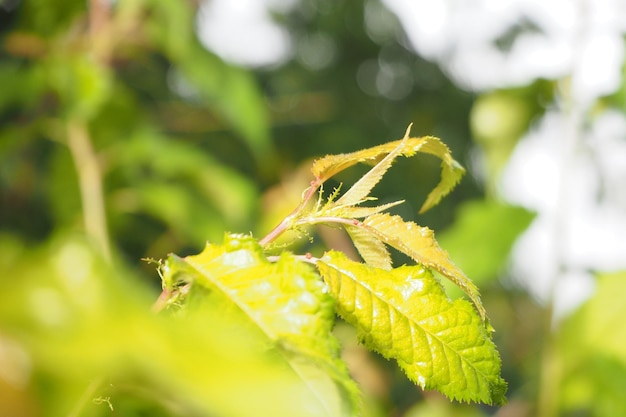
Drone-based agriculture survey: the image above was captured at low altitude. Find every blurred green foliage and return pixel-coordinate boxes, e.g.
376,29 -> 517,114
437,200 -> 535,287
1,0 -> 625,416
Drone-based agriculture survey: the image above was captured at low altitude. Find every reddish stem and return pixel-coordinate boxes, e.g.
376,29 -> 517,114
259,178 -> 322,247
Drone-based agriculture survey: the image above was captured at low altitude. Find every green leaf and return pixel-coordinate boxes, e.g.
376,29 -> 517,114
310,126 -> 464,213
333,137 -> 406,209
344,224 -> 392,270
177,44 -> 275,162
336,200 -> 405,219
0,236 -> 347,417
46,53 -> 112,120
317,251 -> 506,405
414,138 -> 466,213
361,213 -> 486,322
161,233 -> 359,417
108,129 -> 258,243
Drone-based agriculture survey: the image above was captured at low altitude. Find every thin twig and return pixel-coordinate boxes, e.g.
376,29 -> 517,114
66,121 -> 111,261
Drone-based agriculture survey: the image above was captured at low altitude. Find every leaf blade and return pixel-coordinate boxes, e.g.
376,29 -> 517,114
414,138 -> 465,213
162,234 -> 359,417
310,127 -> 464,213
344,224 -> 392,270
362,213 -> 486,322
336,200 -> 405,219
333,138 -> 405,208
317,251 -> 506,405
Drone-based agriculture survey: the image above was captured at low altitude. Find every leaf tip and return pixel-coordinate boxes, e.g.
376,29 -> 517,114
403,123 -> 413,139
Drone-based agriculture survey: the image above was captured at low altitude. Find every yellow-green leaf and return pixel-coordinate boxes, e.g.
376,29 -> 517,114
161,233 -> 359,417
334,200 -> 405,219
317,251 -> 506,405
415,139 -> 466,213
345,224 -> 392,270
0,236 -> 346,417
333,138 -> 405,209
361,213 -> 486,322
310,126 -> 464,213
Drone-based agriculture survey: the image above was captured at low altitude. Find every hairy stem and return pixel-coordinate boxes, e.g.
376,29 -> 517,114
259,179 -> 321,247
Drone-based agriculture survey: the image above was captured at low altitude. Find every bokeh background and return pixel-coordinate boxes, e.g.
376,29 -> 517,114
1,0 -> 626,416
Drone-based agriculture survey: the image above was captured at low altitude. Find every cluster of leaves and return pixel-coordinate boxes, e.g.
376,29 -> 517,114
157,126 -> 507,415
3,2 -> 626,417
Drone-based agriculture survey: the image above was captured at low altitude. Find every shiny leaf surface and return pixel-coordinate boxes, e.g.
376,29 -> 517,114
317,251 -> 506,405
361,213 -> 486,322
161,234 -> 359,417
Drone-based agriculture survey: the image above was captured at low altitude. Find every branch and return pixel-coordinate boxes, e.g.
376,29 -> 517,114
66,121 -> 111,260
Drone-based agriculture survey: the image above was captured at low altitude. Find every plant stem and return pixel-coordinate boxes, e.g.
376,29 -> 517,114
67,121 -> 111,260
259,179 -> 321,246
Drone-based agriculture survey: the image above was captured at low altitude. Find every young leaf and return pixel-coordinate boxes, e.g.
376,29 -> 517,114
413,138 -> 466,213
317,251 -> 507,405
361,213 -> 486,322
344,224 -> 392,270
310,126 -> 464,213
333,138 -> 405,209
335,200 -> 405,219
160,233 -> 359,417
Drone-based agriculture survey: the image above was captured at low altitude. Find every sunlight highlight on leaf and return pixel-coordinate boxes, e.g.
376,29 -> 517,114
361,213 -> 486,321
317,251 -> 507,405
161,234 -> 359,417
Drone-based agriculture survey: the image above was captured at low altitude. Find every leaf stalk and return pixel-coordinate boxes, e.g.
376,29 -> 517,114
259,179 -> 322,246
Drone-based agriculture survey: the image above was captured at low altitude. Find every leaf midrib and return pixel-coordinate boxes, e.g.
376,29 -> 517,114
325,262 -> 494,387
183,257 -> 349,417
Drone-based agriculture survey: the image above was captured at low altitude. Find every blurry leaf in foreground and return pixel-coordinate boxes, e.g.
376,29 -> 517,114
0,235 -> 351,417
160,233 -> 360,417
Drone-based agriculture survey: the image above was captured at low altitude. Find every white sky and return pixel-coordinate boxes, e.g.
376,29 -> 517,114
196,0 -> 626,319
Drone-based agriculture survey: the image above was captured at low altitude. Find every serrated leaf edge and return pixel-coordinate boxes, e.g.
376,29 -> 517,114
179,251 -> 360,416
318,252 -> 505,405
360,213 -> 486,322
333,137 -> 406,208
